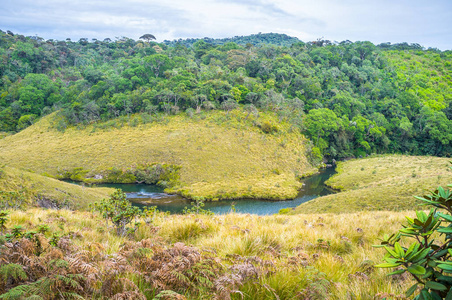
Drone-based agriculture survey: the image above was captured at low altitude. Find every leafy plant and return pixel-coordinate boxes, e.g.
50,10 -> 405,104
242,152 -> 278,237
142,206 -> 158,225
183,197 -> 213,215
10,225 -> 24,239
0,264 -> 27,286
91,189 -> 142,236
0,210 -> 9,233
376,185 -> 452,299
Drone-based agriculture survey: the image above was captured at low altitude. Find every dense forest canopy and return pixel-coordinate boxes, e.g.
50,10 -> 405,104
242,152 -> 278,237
0,30 -> 451,161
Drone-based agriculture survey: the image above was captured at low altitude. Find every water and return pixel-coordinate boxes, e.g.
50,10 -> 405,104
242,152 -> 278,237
83,168 -> 336,215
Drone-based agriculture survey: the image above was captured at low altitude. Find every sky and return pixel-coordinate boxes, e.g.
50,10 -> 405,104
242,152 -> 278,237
1,0 -> 451,50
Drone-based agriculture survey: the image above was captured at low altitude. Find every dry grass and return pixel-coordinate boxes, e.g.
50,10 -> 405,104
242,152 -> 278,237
0,166 -> 113,209
0,109 -> 315,200
2,208 -> 417,299
295,154 -> 451,214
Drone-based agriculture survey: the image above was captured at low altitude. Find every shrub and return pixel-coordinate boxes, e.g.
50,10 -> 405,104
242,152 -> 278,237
376,185 -> 452,299
91,189 -> 142,236
260,121 -> 278,134
183,197 -> 213,215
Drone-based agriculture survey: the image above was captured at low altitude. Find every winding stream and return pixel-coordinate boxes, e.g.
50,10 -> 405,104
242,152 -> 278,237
87,168 -> 336,215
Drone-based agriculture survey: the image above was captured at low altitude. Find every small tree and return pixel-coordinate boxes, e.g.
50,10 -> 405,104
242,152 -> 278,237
183,197 -> 213,215
91,189 -> 142,236
376,185 -> 452,299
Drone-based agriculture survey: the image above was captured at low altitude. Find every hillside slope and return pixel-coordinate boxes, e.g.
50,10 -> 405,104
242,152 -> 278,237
0,109 -> 316,200
294,155 -> 451,213
0,166 -> 113,209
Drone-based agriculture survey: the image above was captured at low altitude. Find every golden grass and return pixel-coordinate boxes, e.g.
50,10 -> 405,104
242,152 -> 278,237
295,154 -> 451,214
0,110 -> 315,200
0,166 -> 113,209
5,208 -> 417,299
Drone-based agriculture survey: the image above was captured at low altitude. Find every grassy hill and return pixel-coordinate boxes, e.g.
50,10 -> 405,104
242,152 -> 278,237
0,109 -> 316,201
294,155 -> 451,213
0,166 -> 113,209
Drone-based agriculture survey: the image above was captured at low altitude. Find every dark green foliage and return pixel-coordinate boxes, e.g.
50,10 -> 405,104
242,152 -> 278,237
376,180 -> 452,299
10,226 -> 23,239
104,167 -> 136,184
0,30 -> 451,161
133,163 -> 181,186
163,33 -> 301,47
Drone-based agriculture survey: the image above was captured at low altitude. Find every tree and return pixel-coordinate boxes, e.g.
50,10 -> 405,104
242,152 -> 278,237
139,34 -> 156,42
303,108 -> 340,151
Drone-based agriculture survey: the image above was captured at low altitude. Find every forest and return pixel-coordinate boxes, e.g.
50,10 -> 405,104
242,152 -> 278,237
0,30 -> 451,161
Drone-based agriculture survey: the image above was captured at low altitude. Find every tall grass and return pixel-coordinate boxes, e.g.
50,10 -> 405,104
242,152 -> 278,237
1,208 -> 415,299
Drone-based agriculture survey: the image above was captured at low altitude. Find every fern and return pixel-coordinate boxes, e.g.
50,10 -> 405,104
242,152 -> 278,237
0,264 -> 27,285
0,284 -> 31,299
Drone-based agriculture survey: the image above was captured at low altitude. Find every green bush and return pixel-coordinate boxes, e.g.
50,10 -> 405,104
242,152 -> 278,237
376,186 -> 452,299
91,189 -> 142,236
260,121 -> 278,134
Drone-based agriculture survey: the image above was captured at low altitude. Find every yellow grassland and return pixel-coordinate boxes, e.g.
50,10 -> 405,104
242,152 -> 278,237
295,154 -> 451,213
0,110 -> 316,201
0,166 -> 113,209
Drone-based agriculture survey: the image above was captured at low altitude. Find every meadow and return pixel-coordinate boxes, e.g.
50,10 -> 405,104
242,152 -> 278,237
295,155 -> 452,214
0,110 -> 315,201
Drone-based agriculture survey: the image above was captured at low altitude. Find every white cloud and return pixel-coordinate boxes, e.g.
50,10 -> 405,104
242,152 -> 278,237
0,0 -> 450,49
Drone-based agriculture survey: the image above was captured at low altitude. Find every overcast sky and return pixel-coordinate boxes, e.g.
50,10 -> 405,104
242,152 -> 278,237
1,0 -> 451,50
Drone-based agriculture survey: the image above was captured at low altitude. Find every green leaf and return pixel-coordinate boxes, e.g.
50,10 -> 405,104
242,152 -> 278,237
414,219 -> 424,226
436,274 -> 452,282
394,242 -> 405,257
388,269 -> 406,275
408,265 -> 426,275
437,212 -> 452,222
406,283 -> 418,297
375,263 -> 401,268
400,228 -> 417,234
437,227 -> 452,234
384,246 -> 400,258
425,281 -> 447,291
406,243 -> 420,259
446,287 -> 452,300
411,248 -> 431,262
420,288 -> 432,300
438,264 -> 452,273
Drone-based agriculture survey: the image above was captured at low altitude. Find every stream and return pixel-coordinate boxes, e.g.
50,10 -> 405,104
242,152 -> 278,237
84,168 -> 336,215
